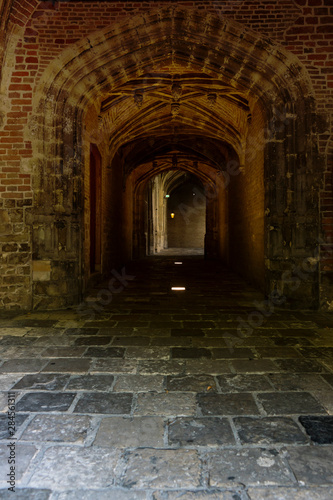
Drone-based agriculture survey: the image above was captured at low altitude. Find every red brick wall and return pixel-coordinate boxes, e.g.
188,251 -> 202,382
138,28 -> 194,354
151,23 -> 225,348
0,0 -> 333,307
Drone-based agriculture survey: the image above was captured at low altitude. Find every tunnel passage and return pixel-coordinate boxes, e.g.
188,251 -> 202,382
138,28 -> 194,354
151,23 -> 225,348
30,8 -> 320,309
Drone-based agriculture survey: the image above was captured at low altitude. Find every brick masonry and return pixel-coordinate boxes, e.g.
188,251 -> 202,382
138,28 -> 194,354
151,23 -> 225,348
0,0 -> 332,309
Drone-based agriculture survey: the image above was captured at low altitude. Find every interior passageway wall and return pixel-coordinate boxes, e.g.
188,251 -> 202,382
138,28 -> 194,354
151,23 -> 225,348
0,5 -> 325,309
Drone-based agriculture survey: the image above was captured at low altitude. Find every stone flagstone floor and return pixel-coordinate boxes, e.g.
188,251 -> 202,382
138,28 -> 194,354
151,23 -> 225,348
0,256 -> 333,499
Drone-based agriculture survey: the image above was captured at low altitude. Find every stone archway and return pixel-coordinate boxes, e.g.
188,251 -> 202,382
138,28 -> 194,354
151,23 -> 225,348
29,7 -> 321,309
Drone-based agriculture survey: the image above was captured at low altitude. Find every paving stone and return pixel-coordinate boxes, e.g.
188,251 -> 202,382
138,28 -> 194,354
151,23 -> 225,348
257,392 -> 327,415
0,444 -> 38,486
255,347 -> 302,358
57,490 -> 147,500
28,446 -> 120,490
217,374 -> 273,392
74,336 -> 112,346
0,346 -> 46,358
0,490 -> 51,500
41,358 -> 92,373
94,416 -> 164,447
138,360 -> 185,375
211,348 -> 254,359
166,375 -> 216,392
16,392 -> 76,412
65,374 -> 114,391
247,487 -> 333,499
298,416 -> 333,444
234,417 -> 309,445
83,346 -> 125,358
273,358 -> 327,373
230,359 -> 279,373
0,359 -> 48,373
0,327 -> 31,336
205,448 -> 295,487
185,360 -> 231,374
197,393 -> 260,416
0,336 -> 38,346
322,374 -> 333,388
74,392 -> 133,414
125,347 -> 170,359
276,328 -> 318,337
0,414 -> 28,439
0,373 -> 22,390
151,337 -> 190,346
168,417 -> 235,446
272,337 -> 314,347
267,373 -> 328,391
172,348 -> 212,358
12,373 -> 70,391
0,393 -> 9,412
22,415 -> 93,443
135,392 -> 196,416
171,328 -> 204,337
33,336 -> 75,347
65,328 -> 100,335
112,336 -> 151,346
113,375 -> 164,392
286,446 -> 333,484
41,347 -> 87,357
123,449 -> 200,488
91,358 -> 137,373
13,320 -> 55,328
152,492 -> 242,500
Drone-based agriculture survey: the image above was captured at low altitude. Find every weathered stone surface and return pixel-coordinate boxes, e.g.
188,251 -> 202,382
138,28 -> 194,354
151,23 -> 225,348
217,374 -> 272,392
113,375 -> 164,392
0,444 -> 38,485
91,359 -> 137,373
298,416 -> 333,444
152,492 -> 243,500
17,392 -> 76,412
41,358 -> 92,373
74,392 -> 133,414
138,360 -> 185,375
84,347 -> 125,357
125,347 -> 170,359
185,360 -> 231,374
0,489 -> 51,500
273,359 -> 327,373
168,417 -> 235,446
286,446 -> 333,484
257,392 -> 326,415
166,375 -> 216,392
211,348 -> 254,359
205,448 -> 295,487
172,348 -> 212,359
234,417 -> 309,445
94,416 -> 164,447
197,393 -> 260,416
0,414 -> 28,439
28,446 -> 120,490
41,347 -> 87,357
22,415 -> 93,443
247,487 -> 333,499
135,392 -> 196,416
230,360 -> 279,373
0,373 -> 22,390
0,359 -> 48,373
66,374 -> 114,391
123,449 -> 200,488
12,373 -> 70,391
57,490 -> 146,500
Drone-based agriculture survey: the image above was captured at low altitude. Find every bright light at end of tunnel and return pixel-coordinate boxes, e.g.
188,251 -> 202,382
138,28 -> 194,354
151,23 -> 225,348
174,262 -> 183,265
171,287 -> 186,291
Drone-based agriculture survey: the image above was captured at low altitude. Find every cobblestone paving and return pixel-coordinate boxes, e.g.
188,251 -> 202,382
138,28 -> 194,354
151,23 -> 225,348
0,256 -> 333,499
